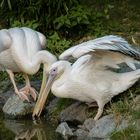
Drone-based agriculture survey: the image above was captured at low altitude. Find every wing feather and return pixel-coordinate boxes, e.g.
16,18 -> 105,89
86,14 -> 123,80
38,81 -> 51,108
59,35 -> 140,60
60,35 -> 140,71
0,29 -> 12,53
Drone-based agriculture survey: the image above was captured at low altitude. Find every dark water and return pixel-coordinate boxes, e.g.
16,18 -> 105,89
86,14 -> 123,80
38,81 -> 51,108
0,112 -> 62,140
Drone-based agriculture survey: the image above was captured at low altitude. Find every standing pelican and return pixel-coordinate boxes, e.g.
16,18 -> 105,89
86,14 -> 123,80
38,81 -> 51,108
33,35 -> 140,120
0,27 -> 56,102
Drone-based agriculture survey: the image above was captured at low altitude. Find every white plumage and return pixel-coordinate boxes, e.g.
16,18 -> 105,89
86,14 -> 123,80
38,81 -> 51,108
33,35 -> 140,120
0,27 -> 56,101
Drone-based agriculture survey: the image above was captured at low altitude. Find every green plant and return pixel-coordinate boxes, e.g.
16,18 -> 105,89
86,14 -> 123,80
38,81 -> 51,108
11,20 -> 39,30
47,32 -> 71,56
54,5 -> 91,29
0,0 -> 79,31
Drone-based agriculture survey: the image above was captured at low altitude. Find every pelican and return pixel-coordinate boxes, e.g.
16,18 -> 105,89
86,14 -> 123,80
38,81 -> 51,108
33,35 -> 140,120
0,27 -> 56,102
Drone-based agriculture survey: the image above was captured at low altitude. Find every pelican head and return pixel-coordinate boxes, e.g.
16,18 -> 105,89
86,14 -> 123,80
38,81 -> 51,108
32,61 -> 70,117
38,51 -> 57,94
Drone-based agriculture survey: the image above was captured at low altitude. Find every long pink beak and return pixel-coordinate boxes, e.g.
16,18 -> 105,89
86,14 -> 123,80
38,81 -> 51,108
32,71 -> 56,117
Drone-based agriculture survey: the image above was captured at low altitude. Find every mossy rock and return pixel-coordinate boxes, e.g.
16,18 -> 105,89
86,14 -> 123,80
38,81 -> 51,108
2,94 -> 35,119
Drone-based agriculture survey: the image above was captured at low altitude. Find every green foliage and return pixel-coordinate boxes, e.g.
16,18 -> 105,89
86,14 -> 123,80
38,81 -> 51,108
47,32 -> 71,56
0,0 -> 80,31
107,98 -> 131,116
131,109 -> 140,120
54,5 -> 90,29
0,72 -> 8,81
11,20 -> 39,30
0,0 -> 109,37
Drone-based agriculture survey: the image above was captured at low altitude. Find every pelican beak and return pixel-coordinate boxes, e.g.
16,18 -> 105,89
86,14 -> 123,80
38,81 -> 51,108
39,64 -> 48,95
32,70 -> 56,117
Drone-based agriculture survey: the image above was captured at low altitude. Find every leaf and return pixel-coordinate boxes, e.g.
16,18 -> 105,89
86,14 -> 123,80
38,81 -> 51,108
0,0 -> 4,7
7,0 -> 12,10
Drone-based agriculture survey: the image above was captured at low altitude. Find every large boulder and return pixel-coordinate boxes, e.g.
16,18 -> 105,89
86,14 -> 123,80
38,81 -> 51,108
59,102 -> 88,124
2,94 -> 35,119
2,81 -> 40,118
87,114 -> 128,139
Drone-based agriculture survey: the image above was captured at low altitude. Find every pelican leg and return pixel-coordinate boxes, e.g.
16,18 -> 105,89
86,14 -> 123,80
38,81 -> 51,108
19,74 -> 37,101
94,102 -> 104,121
6,70 -> 30,102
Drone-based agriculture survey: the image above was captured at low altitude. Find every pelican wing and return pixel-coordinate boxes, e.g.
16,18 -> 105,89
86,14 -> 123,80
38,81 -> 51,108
60,35 -> 140,70
0,29 -> 12,53
60,35 -> 140,60
7,27 -> 46,61
36,31 -> 47,48
21,27 -> 46,59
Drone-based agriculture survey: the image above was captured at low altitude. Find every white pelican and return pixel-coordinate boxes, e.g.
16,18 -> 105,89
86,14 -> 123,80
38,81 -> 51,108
33,35 -> 140,120
0,27 -> 56,102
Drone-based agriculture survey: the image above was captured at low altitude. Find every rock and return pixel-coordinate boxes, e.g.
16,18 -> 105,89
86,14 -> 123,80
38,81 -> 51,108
45,98 -> 61,116
86,114 -> 128,139
0,80 -> 13,109
0,80 -> 40,110
0,90 -> 14,109
81,118 -> 95,131
116,119 -> 128,132
59,102 -> 88,124
88,115 -> 116,138
2,94 -> 35,119
74,129 -> 88,140
56,122 -> 73,138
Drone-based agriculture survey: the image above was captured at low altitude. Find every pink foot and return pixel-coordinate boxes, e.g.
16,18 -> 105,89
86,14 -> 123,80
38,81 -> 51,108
19,86 -> 37,101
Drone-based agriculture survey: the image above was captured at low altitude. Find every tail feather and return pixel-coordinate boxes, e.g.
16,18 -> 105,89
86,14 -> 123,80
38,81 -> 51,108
113,69 -> 140,95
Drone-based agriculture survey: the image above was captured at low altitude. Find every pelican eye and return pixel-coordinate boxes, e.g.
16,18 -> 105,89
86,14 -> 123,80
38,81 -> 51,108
50,67 -> 57,75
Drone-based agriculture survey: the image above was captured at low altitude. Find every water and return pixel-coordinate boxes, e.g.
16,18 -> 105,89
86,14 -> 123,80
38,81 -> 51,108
0,112 -> 61,140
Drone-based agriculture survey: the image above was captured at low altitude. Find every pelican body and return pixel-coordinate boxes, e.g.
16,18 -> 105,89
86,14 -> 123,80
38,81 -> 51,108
33,35 -> 140,120
0,27 -> 56,101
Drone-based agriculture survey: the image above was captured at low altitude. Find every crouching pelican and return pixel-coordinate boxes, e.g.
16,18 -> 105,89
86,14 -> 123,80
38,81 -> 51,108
33,35 -> 140,120
0,27 -> 56,102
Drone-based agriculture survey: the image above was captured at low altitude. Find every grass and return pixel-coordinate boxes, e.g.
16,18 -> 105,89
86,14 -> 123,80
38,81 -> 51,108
110,125 -> 140,140
106,87 -> 140,139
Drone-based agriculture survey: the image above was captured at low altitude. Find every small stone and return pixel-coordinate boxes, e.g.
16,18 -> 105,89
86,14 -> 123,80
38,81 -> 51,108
2,94 -> 35,119
59,102 -> 88,124
56,122 -> 73,137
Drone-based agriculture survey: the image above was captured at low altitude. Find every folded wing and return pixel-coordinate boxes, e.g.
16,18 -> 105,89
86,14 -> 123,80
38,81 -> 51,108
0,29 -> 12,53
